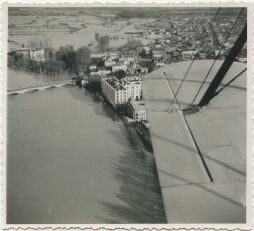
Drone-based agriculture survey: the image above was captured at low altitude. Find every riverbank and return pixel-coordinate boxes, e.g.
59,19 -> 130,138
83,80 -> 153,152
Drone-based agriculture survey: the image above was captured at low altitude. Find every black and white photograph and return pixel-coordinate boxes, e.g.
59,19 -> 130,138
3,4 -> 251,227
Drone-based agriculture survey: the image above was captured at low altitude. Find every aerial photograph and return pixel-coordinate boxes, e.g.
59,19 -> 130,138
7,7 -> 247,224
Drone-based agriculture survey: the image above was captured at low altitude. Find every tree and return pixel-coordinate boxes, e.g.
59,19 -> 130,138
96,59 -> 105,67
43,60 -> 66,76
139,49 -> 147,58
75,46 -> 91,74
56,45 -> 77,73
99,35 -> 110,51
121,39 -> 143,51
95,33 -> 100,42
114,70 -> 126,79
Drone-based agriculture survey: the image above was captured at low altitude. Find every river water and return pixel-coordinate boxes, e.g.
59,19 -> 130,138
7,68 -> 166,224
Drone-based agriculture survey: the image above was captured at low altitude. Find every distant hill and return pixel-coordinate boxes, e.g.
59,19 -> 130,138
9,7 -> 246,19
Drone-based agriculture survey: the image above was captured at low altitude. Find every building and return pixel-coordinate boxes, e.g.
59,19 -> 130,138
153,50 -> 165,59
106,52 -> 119,61
112,63 -> 128,73
8,48 -> 30,60
90,67 -> 111,76
238,57 -> 247,63
90,53 -> 105,59
105,61 -> 116,67
119,56 -> 135,65
182,50 -> 198,61
101,76 -> 142,108
8,47 -> 46,62
127,98 -> 147,122
29,48 -> 46,62
89,65 -> 97,71
97,67 -> 110,75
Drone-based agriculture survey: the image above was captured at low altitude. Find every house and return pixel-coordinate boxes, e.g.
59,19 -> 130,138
91,53 -> 105,59
29,48 -> 46,62
105,61 -> 116,67
119,56 -> 135,65
238,57 -> 247,63
112,64 -> 128,73
155,62 -> 165,67
166,47 -> 176,54
89,65 -> 97,71
97,67 -> 110,76
182,50 -> 198,61
106,51 -> 119,61
153,50 -> 164,59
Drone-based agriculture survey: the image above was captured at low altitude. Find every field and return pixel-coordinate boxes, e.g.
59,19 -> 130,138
8,8 -> 156,51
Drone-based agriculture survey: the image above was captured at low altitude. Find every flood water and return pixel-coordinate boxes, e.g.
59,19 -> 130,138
7,69 -> 166,224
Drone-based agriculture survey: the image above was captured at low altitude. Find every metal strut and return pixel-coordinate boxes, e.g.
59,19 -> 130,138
198,23 -> 247,107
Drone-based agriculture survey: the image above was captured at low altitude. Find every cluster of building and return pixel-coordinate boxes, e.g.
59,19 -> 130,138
121,15 -> 247,66
101,75 -> 147,122
93,15 -> 247,124
8,47 -> 53,62
88,51 -> 148,76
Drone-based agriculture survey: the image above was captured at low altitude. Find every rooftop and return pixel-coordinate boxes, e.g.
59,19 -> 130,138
103,76 -> 142,90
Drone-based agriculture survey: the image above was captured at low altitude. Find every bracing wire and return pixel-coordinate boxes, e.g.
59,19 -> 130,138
191,7 -> 245,105
212,67 -> 246,98
170,7 -> 221,104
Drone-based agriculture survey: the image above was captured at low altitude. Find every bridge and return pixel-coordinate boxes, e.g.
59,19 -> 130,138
7,80 -> 76,95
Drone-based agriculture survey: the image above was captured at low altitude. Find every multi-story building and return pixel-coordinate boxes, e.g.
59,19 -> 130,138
101,76 -> 142,108
29,48 -> 46,62
127,98 -> 147,122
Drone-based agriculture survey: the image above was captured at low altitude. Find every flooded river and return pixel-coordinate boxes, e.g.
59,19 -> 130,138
7,69 -> 166,224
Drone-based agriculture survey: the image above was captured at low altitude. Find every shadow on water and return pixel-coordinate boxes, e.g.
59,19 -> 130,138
98,127 -> 167,223
66,86 -> 167,223
67,86 -> 120,120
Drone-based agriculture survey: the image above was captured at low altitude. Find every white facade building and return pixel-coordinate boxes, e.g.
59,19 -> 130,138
105,61 -> 116,67
101,76 -> 142,108
112,64 -> 128,73
29,48 -> 45,62
119,56 -> 135,64
127,98 -> 147,122
91,53 -> 105,59
182,51 -> 198,61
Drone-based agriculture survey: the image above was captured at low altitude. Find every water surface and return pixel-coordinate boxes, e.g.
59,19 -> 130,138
7,69 -> 166,224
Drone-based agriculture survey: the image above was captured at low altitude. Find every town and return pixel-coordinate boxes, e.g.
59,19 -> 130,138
7,12 -> 247,146
6,6 -> 248,225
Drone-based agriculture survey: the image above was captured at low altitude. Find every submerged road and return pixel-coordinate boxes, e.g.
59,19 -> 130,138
142,60 -> 247,223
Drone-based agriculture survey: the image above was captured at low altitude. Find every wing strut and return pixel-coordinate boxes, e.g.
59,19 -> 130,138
198,23 -> 247,107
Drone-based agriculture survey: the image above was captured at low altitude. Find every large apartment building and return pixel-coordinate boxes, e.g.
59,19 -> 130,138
101,76 -> 142,108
